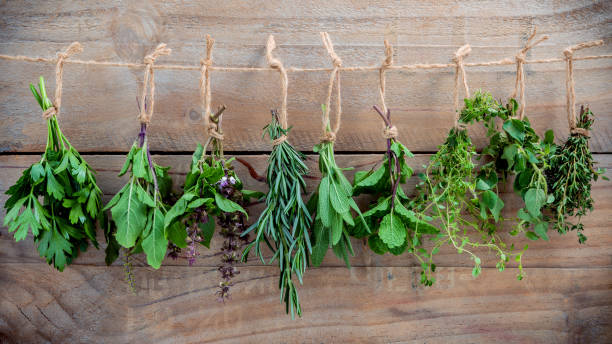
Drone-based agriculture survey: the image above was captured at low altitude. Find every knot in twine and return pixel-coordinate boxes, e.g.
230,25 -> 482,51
42,42 -> 83,119
138,43 -> 171,124
452,44 -> 471,129
512,27 -> 548,119
320,32 -> 343,143
563,39 -> 603,132
382,125 -> 398,139
266,35 -> 289,146
570,127 -> 590,137
199,35 -> 224,140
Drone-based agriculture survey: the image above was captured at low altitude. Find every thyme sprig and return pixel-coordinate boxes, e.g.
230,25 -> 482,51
242,110 -> 311,318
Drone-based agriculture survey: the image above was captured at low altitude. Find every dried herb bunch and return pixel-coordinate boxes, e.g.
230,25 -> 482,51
4,77 -> 101,271
103,121 -> 174,271
351,106 -> 435,258
460,91 -> 556,243
242,110 -> 311,318
412,122 -> 518,285
166,106 -> 261,301
546,106 -> 608,243
308,105 -> 369,269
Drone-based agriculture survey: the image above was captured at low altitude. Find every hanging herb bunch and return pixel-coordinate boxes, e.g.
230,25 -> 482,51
308,104 -> 369,268
242,110 -> 311,318
166,105 -> 261,301
4,77 -> 102,271
546,106 -> 608,243
351,106 -> 437,258
412,97 -> 518,285
460,90 -> 557,242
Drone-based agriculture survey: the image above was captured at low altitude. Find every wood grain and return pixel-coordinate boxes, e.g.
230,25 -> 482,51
0,1 -> 611,153
0,264 -> 611,344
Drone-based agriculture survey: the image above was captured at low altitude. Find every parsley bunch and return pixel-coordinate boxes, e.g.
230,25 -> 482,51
546,106 -> 608,243
461,91 -> 556,241
166,107 -> 260,300
103,123 -> 175,270
351,106 -> 435,257
308,105 -> 368,268
4,77 -> 101,271
242,110 -> 311,318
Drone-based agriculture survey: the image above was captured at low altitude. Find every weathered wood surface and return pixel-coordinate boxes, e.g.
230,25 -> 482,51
1,1 -> 612,343
0,1 -> 611,153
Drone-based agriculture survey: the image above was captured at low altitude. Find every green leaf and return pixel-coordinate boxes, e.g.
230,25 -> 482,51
198,219 -> 216,248
503,119 -> 526,142
329,178 -> 350,214
544,129 -> 554,144
68,203 -> 85,224
355,164 -> 386,188
112,181 -> 148,248
317,176 -> 331,227
188,198 -> 212,209
378,213 -> 406,248
368,234 -> 388,255
476,171 -> 498,191
525,231 -> 539,240
311,220 -> 329,267
142,208 -> 168,269
214,192 -> 247,217
330,210 -> 343,245
45,166 -> 65,200
36,228 -> 72,271
363,196 -> 391,218
534,221 -> 549,241
524,188 -> 546,217
166,221 -> 188,248
132,147 -> 148,180
30,163 -> 45,182
118,143 -> 137,176
501,144 -> 518,168
482,190 -> 503,221
136,184 -> 156,207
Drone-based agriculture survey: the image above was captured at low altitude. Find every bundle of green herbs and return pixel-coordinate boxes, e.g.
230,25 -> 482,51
308,105 -> 368,269
351,106 -> 436,258
166,106 -> 261,301
4,77 -> 102,271
546,106 -> 607,243
242,110 -> 311,318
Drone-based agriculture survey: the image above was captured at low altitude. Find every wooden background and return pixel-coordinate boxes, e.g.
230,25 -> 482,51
1,1 -> 611,343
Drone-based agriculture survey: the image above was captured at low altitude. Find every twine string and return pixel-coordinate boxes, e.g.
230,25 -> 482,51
138,43 -> 171,124
266,35 -> 289,146
564,39 -> 603,136
42,42 -> 83,119
453,44 -> 471,129
378,40 -> 397,139
512,27 -> 548,119
199,35 -> 224,140
321,32 -> 343,143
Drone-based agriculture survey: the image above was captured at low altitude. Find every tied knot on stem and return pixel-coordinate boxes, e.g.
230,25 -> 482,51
564,39 -> 603,134
207,105 -> 226,141
383,125 -> 398,139
512,27 -> 548,119
266,35 -> 289,146
453,44 -> 471,129
43,42 -> 83,119
320,32 -> 343,143
138,43 -> 171,124
199,35 -> 224,140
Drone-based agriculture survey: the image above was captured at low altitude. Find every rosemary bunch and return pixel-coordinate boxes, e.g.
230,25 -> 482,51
4,77 -> 101,271
242,110 -> 311,318
546,106 -> 608,243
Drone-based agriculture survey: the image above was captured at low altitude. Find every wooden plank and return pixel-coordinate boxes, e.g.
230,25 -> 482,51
1,154 -> 611,269
0,1 -> 611,153
0,265 -> 610,343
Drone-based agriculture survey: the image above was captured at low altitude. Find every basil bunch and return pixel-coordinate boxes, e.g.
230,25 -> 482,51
4,77 -> 101,271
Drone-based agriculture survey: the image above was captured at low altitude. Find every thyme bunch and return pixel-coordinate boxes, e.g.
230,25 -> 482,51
242,110 -> 311,318
546,106 -> 608,243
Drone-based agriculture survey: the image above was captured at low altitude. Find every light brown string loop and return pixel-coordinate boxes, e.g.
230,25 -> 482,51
138,43 -> 171,124
512,27 -> 548,119
379,39 -> 393,116
452,44 -> 471,129
266,35 -> 289,145
42,42 -> 83,119
320,32 -> 342,143
199,35 -> 224,140
383,125 -> 398,139
564,39 -> 603,136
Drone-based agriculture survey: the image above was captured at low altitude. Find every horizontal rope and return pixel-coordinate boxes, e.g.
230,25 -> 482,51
1,53 -> 610,72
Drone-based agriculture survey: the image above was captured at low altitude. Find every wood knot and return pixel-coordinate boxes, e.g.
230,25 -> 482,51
383,125 -> 398,139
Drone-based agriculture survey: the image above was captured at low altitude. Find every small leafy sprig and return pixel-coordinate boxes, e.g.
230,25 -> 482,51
4,77 -> 101,271
460,90 -> 556,241
103,122 -> 175,270
242,110 -> 311,318
413,125 -> 519,284
308,105 -> 368,268
352,106 -> 435,256
165,106 -> 259,301
546,106 -> 608,243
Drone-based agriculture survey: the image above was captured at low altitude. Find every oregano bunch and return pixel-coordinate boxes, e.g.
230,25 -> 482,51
308,105 -> 369,268
4,77 -> 101,271
460,90 -> 557,241
546,106 -> 608,243
103,122 -> 175,270
412,124 -> 519,285
166,106 -> 260,301
351,106 -> 436,257
242,110 -> 311,318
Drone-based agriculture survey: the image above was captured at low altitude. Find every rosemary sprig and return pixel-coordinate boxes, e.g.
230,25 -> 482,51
242,110 -> 311,318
